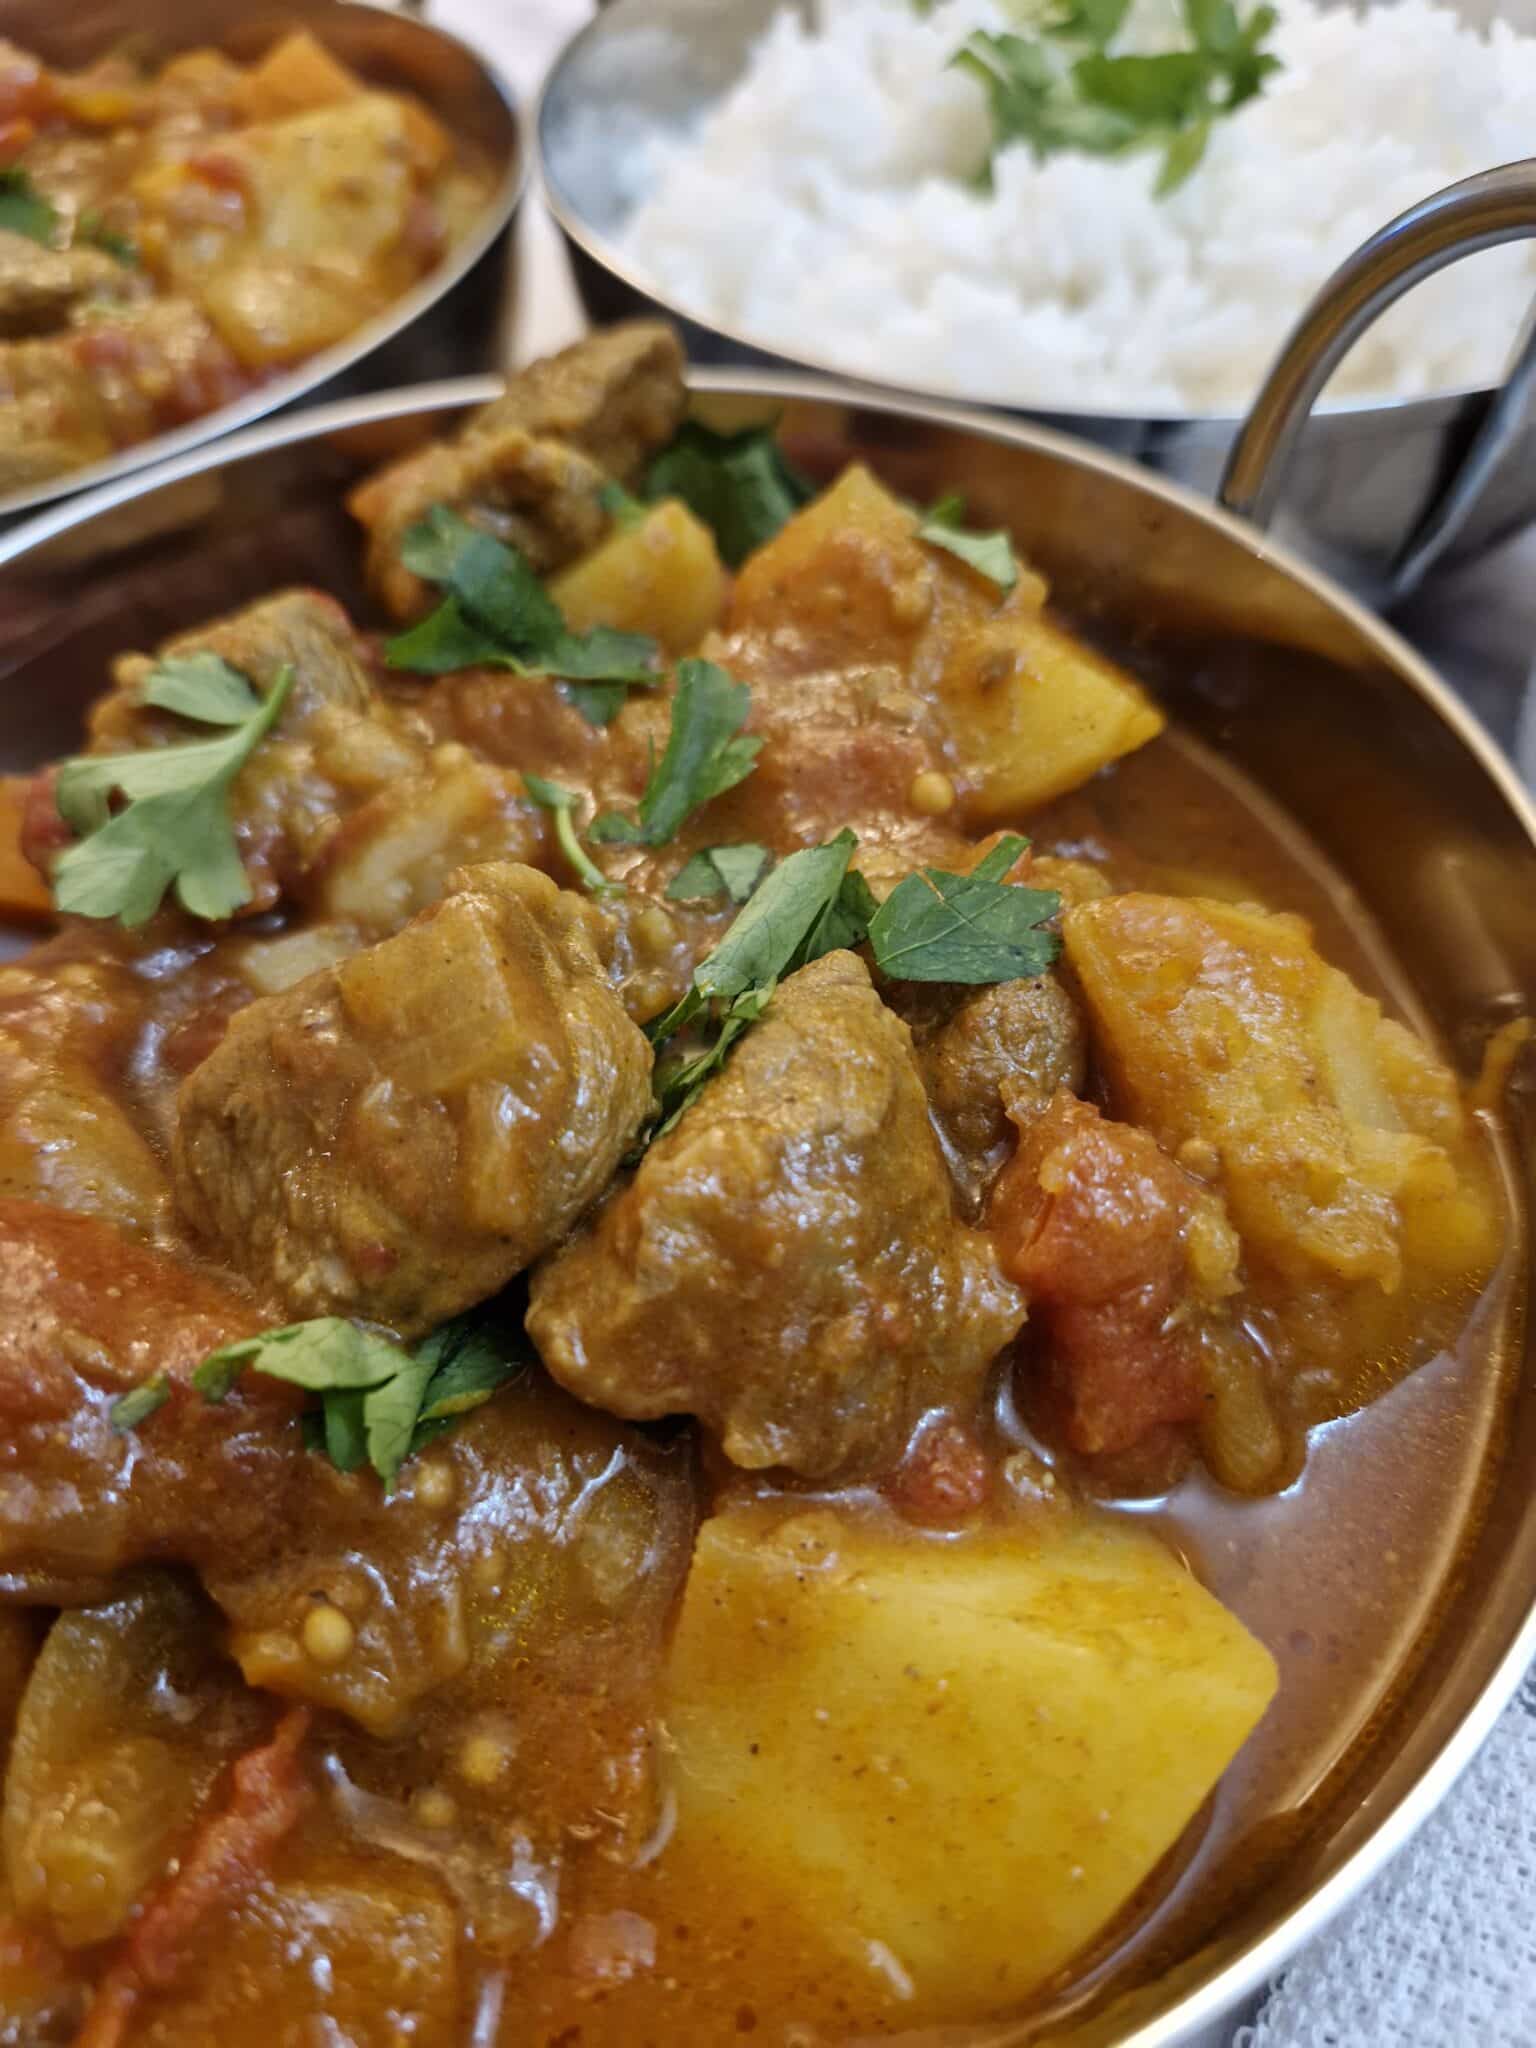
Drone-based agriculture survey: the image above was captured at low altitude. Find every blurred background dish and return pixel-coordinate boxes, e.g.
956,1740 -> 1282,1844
0,0 -> 524,526
538,0 -> 1536,591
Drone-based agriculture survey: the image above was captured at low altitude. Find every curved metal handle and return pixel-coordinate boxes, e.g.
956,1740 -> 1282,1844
1220,159 -> 1536,589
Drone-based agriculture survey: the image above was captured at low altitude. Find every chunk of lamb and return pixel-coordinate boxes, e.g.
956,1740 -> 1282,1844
914,973 -> 1086,1191
0,229 -> 139,340
348,322 -> 686,621
174,862 -> 653,1334
988,1091 -> 1256,1467
0,1199 -> 693,1749
529,950 -> 1024,1478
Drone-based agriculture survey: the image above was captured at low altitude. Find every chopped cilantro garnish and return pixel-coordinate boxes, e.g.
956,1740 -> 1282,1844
643,421 -> 814,567
51,656 -> 293,928
591,660 -> 760,849
666,843 -> 771,905
0,168 -> 58,246
384,505 -> 661,724
917,494 -> 1019,592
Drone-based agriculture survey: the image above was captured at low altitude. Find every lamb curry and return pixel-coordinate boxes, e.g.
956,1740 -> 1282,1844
0,324 -> 1518,2045
0,28 -> 495,496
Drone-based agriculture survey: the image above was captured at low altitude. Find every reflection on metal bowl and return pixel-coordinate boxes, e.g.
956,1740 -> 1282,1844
1,366 -> 1534,2045
0,0 -> 524,529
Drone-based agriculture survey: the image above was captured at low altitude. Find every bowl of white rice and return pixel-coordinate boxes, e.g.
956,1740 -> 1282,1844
537,0 -> 1536,587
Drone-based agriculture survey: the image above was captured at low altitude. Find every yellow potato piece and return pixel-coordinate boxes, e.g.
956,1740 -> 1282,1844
1063,892 -> 1503,1293
940,608 -> 1165,821
663,1503 -> 1276,2024
548,499 -> 727,655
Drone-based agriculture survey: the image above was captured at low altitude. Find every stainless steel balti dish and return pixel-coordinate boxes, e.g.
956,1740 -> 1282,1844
0,0 -> 524,528
0,355 -> 1532,2045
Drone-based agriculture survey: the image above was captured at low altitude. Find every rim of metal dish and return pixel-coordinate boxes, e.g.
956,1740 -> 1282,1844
0,7 -> 528,527
3,366 -> 1534,2046
534,3 -> 1505,435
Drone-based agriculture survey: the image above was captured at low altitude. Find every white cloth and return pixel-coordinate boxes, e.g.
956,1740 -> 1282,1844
424,5 -> 1536,2040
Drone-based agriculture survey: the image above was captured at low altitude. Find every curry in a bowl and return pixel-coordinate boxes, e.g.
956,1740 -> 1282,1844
0,28 -> 496,497
0,325 -> 1519,2044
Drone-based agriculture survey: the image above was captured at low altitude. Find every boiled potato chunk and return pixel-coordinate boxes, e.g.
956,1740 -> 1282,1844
726,463 -> 1161,816
663,1504 -> 1275,2022
548,499 -> 727,655
941,608 -> 1165,821
1064,893 -> 1503,1293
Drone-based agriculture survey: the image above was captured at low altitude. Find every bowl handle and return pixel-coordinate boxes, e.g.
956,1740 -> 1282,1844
1219,159 -> 1536,599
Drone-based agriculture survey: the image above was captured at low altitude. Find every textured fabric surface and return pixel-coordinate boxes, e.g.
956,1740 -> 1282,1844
1236,1672 -> 1536,2045
419,10 -> 1536,2040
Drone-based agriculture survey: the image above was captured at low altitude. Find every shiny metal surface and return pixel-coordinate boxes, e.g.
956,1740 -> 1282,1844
536,0 -> 1536,594
2,374 -> 1534,2048
1222,161 -> 1536,601
0,0 -> 524,527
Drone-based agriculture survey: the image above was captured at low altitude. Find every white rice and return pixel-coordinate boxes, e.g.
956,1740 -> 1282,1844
607,0 -> 1536,412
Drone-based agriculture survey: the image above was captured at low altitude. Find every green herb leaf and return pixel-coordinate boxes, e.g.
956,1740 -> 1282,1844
954,0 -> 1280,196
0,168 -> 58,247
194,1317 -> 405,1405
51,661 -> 293,928
76,208 -> 138,265
598,479 -> 647,530
866,834 -> 1062,983
917,496 -> 1019,592
109,1373 -> 171,1432
591,660 -> 760,849
689,829 -> 862,1009
652,984 -> 773,1135
385,505 -> 661,711
121,1310 -> 534,1489
643,422 -> 814,568
141,652 -> 263,726
666,842 -> 771,905
522,772 -> 624,898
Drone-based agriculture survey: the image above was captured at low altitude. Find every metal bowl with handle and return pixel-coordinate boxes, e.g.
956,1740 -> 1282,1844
0,0 -> 525,529
0,344 -> 1533,2043
537,0 -> 1536,602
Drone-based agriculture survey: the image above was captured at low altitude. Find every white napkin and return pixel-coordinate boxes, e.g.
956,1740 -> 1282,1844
424,5 -> 1536,2040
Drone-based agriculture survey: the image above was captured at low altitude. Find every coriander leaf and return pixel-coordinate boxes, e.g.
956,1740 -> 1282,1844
362,1350 -> 439,1493
867,844 -> 1061,983
692,828 -> 861,1006
652,986 -> 771,1136
1073,50 -> 1210,126
0,168 -> 58,247
110,1373 -> 171,1432
142,652 -> 263,726
383,594 -> 506,674
643,422 -> 814,568
51,662 -> 293,928
562,680 -> 627,726
666,842 -> 771,905
76,209 -> 138,265
416,1319 -> 528,1422
599,479 -> 646,529
1048,0 -> 1133,48
194,1317 -> 405,1405
802,865 -> 878,962
321,1390 -> 369,1473
1156,116 -> 1211,194
917,498 -> 1019,592
522,772 -> 624,898
385,504 -> 661,697
591,659 -> 759,849
970,833 -> 1030,884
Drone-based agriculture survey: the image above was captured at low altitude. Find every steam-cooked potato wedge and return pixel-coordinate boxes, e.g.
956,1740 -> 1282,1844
1063,893 -> 1504,1293
548,499 -> 727,655
663,1504 -> 1275,2022
726,463 -> 1160,813
940,608 -> 1165,821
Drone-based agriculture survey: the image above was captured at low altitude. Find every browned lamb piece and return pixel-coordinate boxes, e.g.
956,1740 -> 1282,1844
528,949 -> 1025,1479
174,862 -> 653,1335
347,322 -> 687,621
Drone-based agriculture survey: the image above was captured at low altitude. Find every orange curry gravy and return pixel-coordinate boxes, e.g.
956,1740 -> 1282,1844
0,327 -> 1522,2048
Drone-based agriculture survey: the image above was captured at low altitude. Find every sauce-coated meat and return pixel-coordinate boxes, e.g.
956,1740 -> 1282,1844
175,862 -> 652,1335
529,950 -> 1025,1477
